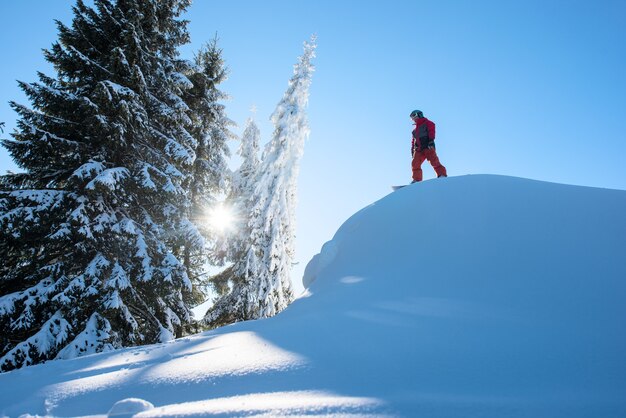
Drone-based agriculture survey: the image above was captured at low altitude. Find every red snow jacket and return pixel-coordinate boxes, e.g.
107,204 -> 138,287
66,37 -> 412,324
411,117 -> 436,154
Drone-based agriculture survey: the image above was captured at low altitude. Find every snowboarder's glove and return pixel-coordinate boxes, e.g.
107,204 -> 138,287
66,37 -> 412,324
427,141 -> 435,150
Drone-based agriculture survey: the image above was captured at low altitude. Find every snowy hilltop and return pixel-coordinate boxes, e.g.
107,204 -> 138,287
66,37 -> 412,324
1,175 -> 625,417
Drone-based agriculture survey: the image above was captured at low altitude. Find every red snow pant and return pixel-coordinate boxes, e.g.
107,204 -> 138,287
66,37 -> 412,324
412,148 -> 447,182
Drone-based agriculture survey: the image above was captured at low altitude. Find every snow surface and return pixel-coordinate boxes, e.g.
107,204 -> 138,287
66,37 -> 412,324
1,175 -> 625,417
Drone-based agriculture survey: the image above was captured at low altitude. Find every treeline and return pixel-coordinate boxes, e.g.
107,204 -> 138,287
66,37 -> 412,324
0,0 -> 315,372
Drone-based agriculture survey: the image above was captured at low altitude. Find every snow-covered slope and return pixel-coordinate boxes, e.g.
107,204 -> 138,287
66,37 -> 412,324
1,175 -> 625,417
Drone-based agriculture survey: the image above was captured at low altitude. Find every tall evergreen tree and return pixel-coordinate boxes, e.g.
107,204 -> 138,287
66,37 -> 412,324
180,38 -> 235,307
0,0 -> 201,371
205,36 -> 316,327
224,114 -> 261,262
204,115 -> 261,326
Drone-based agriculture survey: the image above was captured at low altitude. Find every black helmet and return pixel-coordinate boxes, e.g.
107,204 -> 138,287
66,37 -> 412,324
410,110 -> 424,119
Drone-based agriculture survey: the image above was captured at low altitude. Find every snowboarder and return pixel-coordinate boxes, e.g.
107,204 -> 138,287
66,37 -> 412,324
410,110 -> 447,182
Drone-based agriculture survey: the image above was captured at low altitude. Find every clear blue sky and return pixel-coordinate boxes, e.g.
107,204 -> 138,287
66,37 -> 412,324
1,1 -> 625,295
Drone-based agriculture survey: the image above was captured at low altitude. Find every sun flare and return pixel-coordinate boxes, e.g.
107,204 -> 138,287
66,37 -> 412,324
207,204 -> 235,233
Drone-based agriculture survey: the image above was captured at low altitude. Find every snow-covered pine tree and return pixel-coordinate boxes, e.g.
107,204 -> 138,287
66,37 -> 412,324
180,38 -> 235,308
205,36 -> 316,327
234,116 -> 261,199
216,114 -> 261,264
0,0 -> 200,371
229,115 -> 261,259
203,115 -> 260,326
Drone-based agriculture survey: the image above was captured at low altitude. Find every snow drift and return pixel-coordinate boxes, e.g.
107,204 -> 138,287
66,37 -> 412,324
1,175 -> 625,417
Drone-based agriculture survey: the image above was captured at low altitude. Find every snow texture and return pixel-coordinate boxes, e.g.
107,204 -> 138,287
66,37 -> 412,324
302,239 -> 338,288
108,398 -> 154,417
1,175 -> 625,417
